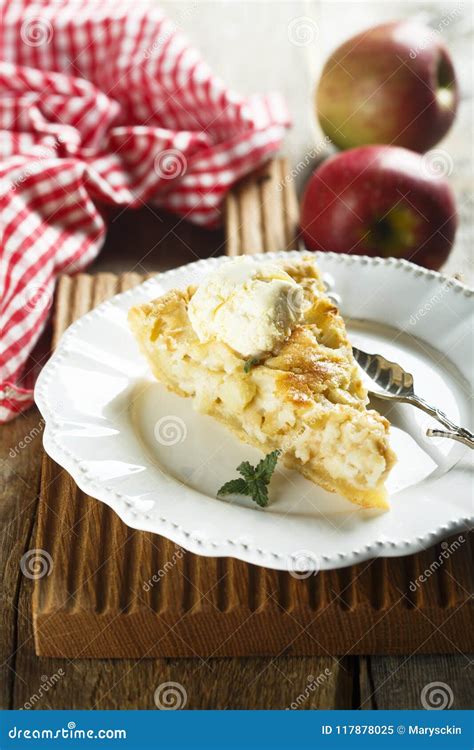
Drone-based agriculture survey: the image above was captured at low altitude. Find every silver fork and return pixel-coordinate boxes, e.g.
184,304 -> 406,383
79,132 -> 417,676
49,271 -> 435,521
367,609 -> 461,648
352,348 -> 474,449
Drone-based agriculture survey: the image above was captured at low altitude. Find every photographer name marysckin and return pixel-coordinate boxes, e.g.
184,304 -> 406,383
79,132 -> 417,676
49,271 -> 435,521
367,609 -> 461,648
321,723 -> 463,736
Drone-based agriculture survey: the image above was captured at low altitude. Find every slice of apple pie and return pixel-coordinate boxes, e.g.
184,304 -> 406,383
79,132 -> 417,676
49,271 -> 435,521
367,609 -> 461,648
128,255 -> 396,509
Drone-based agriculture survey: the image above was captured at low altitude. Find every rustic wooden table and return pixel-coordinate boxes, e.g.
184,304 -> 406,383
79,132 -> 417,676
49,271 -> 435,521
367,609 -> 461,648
0,0 -> 472,710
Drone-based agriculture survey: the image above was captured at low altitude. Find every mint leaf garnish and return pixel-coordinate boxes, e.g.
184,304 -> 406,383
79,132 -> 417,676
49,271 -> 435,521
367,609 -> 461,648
217,450 -> 281,508
216,478 -> 250,497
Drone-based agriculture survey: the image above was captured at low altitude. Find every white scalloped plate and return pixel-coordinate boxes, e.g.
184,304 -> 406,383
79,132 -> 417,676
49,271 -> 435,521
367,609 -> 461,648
35,252 -> 473,571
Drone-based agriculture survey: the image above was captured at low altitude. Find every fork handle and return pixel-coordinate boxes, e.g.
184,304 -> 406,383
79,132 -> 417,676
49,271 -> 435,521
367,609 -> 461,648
426,428 -> 474,449
407,396 -> 474,447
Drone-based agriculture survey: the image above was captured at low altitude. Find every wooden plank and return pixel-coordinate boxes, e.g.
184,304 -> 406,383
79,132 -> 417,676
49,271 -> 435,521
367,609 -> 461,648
12,643 -> 351,710
224,193 -> 241,257
0,409 -> 44,708
224,159 -> 298,254
279,158 -> 300,250
261,159 -> 287,252
359,653 -> 473,710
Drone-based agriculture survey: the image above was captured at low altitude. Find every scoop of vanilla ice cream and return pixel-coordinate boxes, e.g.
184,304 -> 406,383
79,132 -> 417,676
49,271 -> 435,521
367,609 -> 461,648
188,258 -> 304,358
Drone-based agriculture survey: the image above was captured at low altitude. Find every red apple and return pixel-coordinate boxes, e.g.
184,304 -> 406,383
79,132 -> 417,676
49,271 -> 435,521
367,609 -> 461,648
300,145 -> 457,270
316,20 -> 458,153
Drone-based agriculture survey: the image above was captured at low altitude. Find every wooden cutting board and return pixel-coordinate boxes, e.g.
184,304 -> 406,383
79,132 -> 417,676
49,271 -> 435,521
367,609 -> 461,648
33,159 -> 473,658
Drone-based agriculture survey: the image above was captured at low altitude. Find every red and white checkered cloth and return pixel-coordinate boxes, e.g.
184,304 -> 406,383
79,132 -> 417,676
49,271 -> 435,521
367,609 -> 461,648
0,0 -> 290,422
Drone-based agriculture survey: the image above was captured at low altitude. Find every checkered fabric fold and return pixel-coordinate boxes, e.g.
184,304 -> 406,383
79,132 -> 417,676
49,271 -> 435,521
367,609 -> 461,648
0,0 -> 290,421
